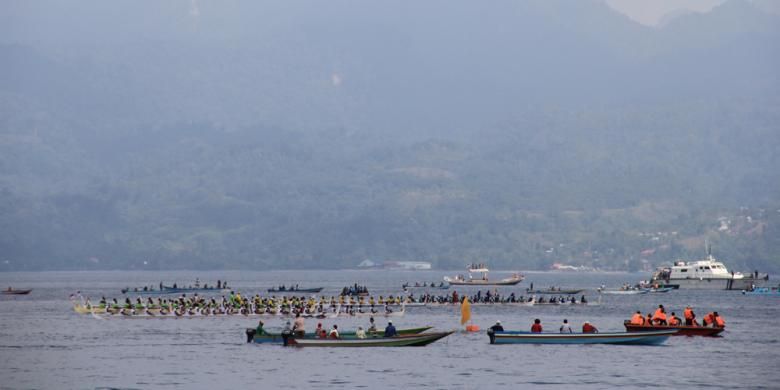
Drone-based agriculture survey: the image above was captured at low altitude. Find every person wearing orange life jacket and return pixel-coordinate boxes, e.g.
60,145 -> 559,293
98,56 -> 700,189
646,313 -> 654,326
582,321 -> 598,333
702,312 -> 716,327
683,306 -> 696,326
713,312 -> 725,328
652,304 -> 668,325
667,312 -> 681,326
630,311 -> 645,325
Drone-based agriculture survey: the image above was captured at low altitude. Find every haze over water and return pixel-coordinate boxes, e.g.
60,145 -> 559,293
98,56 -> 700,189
1,271 -> 778,389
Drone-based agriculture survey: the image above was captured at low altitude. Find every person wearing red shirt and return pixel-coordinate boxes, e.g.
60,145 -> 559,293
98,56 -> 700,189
531,318 -> 543,333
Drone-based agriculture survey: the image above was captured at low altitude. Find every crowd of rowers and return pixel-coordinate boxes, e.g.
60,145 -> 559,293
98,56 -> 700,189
80,293 -> 410,316
409,290 -> 588,304
252,315 -> 398,342
627,305 -> 726,327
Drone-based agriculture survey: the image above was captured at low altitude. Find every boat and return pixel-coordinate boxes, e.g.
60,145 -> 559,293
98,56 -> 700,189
444,265 -> 523,286
287,331 -> 454,347
526,288 -> 584,295
488,329 -> 677,345
251,326 -> 433,344
651,247 -> 769,290
121,286 -> 230,295
623,321 -> 724,336
2,288 -> 32,295
598,288 -> 648,295
643,287 -> 673,293
267,287 -> 324,293
742,286 -> 780,296
402,282 -> 450,290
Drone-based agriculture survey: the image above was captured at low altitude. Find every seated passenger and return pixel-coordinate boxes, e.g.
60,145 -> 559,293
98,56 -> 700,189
630,311 -> 645,325
531,319 -> 543,333
582,321 -> 598,333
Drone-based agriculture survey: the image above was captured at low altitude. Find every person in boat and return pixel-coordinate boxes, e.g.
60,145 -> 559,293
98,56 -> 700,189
630,311 -> 645,326
684,306 -> 697,326
293,313 -> 305,337
668,312 -> 681,326
580,295 -> 587,304
560,319 -> 573,333
356,326 -> 367,339
384,321 -> 398,337
582,321 -> 598,333
531,319 -> 543,333
713,312 -> 725,328
368,317 -> 377,333
652,305 -> 668,325
329,325 -> 340,339
490,320 -> 504,332
646,313 -> 653,326
255,320 -> 267,337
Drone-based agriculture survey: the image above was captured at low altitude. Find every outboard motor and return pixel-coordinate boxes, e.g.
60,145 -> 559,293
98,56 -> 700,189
281,329 -> 292,346
245,328 -> 256,343
487,329 -> 496,344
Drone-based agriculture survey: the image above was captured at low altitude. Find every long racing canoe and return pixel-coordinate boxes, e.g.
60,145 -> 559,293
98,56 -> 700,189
488,329 -> 677,345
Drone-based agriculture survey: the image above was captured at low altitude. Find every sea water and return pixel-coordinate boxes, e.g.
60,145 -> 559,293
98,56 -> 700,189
0,270 -> 778,389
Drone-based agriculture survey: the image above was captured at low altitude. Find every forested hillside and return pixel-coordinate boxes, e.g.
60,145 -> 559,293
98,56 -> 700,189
1,0 -> 778,271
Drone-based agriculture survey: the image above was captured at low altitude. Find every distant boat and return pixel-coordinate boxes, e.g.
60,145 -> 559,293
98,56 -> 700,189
526,288 -> 584,295
598,288 -> 648,295
651,247 -> 768,290
444,265 -> 523,286
121,285 -> 229,295
266,287 -> 324,293
488,329 -> 677,345
250,326 -> 433,344
2,288 -> 32,295
742,287 -> 780,296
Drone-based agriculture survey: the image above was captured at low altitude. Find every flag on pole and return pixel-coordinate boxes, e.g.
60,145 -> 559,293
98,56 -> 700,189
460,296 -> 471,325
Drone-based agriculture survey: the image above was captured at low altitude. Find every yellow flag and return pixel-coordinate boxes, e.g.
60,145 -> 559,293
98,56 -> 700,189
460,296 -> 471,325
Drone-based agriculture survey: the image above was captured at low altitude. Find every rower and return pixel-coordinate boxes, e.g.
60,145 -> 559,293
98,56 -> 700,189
559,319 -> 572,333
531,319 -> 543,333
384,321 -> 398,337
582,321 -> 598,333
630,311 -> 645,325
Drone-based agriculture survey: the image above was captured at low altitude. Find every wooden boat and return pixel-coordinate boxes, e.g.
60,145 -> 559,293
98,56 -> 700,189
251,326 -> 433,344
267,287 -> 324,293
488,329 -> 677,345
526,289 -> 584,295
2,288 -> 32,295
287,331 -> 454,347
624,321 -> 725,336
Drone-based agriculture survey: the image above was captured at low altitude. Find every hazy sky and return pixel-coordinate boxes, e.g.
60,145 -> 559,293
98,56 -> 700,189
605,0 -> 726,25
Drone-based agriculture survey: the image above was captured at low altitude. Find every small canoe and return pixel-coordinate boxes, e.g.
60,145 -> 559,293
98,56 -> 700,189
742,287 -> 780,296
624,321 -> 724,336
287,331 -> 454,347
526,289 -> 584,295
121,287 -> 230,295
643,287 -> 673,293
267,287 -> 324,293
489,329 -> 677,345
2,288 -> 32,295
252,326 -> 433,344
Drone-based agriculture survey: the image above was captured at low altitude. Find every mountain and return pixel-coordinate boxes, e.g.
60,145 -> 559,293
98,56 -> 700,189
0,0 -> 778,271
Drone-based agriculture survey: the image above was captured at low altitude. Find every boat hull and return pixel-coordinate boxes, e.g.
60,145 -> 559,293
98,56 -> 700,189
445,278 -> 522,286
527,289 -> 584,295
599,290 -> 648,295
288,331 -> 454,347
252,326 -> 433,344
2,289 -> 32,295
490,330 -> 676,345
653,277 -> 765,290
267,288 -> 324,293
623,322 -> 724,336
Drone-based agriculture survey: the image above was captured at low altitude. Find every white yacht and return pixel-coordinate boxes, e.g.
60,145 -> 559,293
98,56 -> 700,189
651,250 -> 768,290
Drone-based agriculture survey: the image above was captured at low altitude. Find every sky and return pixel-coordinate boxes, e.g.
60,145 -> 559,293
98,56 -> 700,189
605,0 -> 726,25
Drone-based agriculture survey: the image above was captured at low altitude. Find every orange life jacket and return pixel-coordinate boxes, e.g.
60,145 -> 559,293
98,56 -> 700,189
668,316 -> 680,326
684,308 -> 694,320
630,313 -> 644,325
714,316 -> 725,328
703,313 -> 715,326
653,309 -> 666,321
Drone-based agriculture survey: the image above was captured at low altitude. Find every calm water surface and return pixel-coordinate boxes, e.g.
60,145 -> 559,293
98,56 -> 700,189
0,270 -> 778,389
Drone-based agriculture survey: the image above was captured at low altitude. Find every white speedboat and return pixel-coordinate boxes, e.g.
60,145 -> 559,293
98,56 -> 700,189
443,265 -> 523,286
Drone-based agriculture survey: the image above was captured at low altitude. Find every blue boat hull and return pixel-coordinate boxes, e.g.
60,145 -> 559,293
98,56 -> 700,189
490,330 -> 676,345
